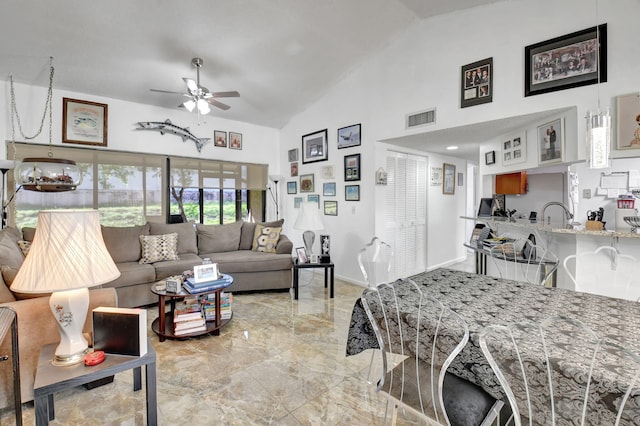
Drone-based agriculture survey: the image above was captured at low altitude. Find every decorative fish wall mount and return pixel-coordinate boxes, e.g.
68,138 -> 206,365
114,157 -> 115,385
136,119 -> 210,152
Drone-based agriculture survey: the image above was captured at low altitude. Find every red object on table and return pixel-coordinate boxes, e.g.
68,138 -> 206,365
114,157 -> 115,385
84,350 -> 105,366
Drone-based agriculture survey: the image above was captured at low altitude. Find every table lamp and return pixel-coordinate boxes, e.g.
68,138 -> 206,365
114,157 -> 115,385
10,210 -> 120,366
294,202 -> 324,255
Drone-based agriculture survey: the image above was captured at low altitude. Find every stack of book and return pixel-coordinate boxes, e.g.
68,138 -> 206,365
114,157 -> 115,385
183,274 -> 233,294
201,292 -> 233,321
173,298 -> 206,335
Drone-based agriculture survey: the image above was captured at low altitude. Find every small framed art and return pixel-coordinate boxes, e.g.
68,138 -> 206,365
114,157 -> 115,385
485,151 -> 496,165
288,148 -> 299,162
287,181 -> 297,194
307,194 -> 320,207
294,197 -> 303,208
324,201 -> 338,216
229,132 -> 243,150
62,97 -> 108,146
214,130 -> 227,147
323,182 -> 336,196
296,247 -> 309,264
430,166 -> 443,185
193,263 -> 219,283
616,93 -> 640,150
344,153 -> 361,181
537,118 -> 564,165
290,162 -> 299,177
337,123 -> 361,149
443,163 -> 456,195
502,134 -> 526,165
302,129 -> 328,164
321,165 -> 334,179
345,184 -> 360,201
461,57 -> 493,108
300,174 -> 314,192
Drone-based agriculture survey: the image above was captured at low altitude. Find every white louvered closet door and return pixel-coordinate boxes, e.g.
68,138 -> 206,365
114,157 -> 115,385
385,152 -> 427,280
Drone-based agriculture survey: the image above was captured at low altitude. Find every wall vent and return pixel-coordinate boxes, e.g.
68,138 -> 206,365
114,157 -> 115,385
406,108 -> 436,129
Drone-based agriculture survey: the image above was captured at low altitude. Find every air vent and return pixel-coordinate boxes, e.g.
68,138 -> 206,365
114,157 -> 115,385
406,108 -> 436,129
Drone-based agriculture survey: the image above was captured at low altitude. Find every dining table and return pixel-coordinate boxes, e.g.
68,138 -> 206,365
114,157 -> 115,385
345,268 -> 640,420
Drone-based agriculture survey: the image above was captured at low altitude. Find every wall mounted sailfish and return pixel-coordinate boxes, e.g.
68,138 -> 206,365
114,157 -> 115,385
136,119 -> 210,152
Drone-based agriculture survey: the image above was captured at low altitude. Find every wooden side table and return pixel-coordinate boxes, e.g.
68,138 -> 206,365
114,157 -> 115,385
292,261 -> 335,300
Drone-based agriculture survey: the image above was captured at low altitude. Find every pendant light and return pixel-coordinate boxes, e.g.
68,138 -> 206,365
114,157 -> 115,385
10,57 -> 81,192
585,2 -> 610,169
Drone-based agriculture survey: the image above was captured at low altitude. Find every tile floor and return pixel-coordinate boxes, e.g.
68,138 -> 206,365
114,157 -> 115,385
4,268 -> 440,425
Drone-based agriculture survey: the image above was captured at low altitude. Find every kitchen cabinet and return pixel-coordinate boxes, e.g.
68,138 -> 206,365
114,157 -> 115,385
495,171 -> 527,195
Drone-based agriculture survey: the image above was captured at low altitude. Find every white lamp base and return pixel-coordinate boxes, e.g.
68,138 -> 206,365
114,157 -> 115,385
49,287 -> 90,366
303,230 -> 315,255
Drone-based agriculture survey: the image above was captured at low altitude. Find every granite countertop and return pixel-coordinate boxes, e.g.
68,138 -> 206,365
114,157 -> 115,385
461,216 -> 640,239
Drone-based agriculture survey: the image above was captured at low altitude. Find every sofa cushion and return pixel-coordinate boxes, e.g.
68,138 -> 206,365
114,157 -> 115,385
153,253 -> 203,280
0,273 -> 16,303
0,227 -> 24,286
21,227 -> 36,242
196,221 -> 243,254
204,250 -> 293,273
149,222 -> 197,255
139,233 -> 179,264
252,224 -> 282,253
102,262 -> 156,289
102,224 -> 149,263
240,219 -> 284,250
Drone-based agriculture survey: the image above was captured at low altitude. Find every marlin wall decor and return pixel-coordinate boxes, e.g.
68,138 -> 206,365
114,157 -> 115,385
136,119 -> 211,152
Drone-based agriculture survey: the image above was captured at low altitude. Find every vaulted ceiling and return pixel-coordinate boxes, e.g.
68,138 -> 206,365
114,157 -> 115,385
1,0 -> 502,129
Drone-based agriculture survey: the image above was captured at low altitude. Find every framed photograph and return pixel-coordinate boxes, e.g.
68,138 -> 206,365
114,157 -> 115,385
288,148 -> 299,162
193,263 -> 219,283
320,234 -> 331,256
307,194 -> 320,207
485,151 -> 496,165
337,123 -> 361,149
302,129 -> 328,164
229,132 -> 243,150
324,201 -> 338,216
443,163 -> 456,195
457,172 -> 464,186
525,24 -> 607,97
214,130 -> 227,147
300,174 -> 314,192
430,166 -> 443,185
345,184 -> 360,201
287,181 -> 297,194
537,118 -> 564,165
321,165 -> 334,179
296,247 -> 309,264
290,162 -> 299,177
461,58 -> 493,108
344,153 -> 361,181
62,97 -> 108,146
294,197 -> 303,208
323,182 -> 336,196
502,134 -> 527,165
375,167 -> 387,185
616,93 -> 640,150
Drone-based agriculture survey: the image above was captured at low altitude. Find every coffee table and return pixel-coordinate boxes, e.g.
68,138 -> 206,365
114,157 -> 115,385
33,340 -> 157,425
150,274 -> 233,342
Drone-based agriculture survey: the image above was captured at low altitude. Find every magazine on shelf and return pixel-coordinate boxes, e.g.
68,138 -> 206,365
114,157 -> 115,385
174,324 -> 207,335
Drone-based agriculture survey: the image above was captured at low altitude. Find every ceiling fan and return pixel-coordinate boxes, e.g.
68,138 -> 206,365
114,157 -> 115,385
150,57 -> 239,114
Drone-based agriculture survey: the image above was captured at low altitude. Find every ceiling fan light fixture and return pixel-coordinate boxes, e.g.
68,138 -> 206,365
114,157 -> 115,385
197,99 -> 210,115
183,99 -> 196,112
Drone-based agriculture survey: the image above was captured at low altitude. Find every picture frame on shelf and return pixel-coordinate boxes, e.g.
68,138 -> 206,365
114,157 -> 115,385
443,163 -> 456,195
62,97 -> 108,146
537,118 -> 564,165
337,123 -> 361,149
324,201 -> 337,216
344,153 -> 361,181
502,133 -> 527,165
345,184 -> 360,201
214,130 -> 227,147
294,197 -> 303,208
307,194 -> 320,207
300,173 -> 314,192
461,57 -> 493,108
616,92 -> 640,150
229,132 -> 243,150
485,151 -> 496,165
288,148 -> 299,162
290,162 -> 299,177
525,24 -> 607,97
287,181 -> 297,194
323,182 -> 336,196
296,247 -> 309,264
193,263 -> 219,284
301,129 -> 328,164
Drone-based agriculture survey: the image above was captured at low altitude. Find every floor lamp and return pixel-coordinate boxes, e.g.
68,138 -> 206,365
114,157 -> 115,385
0,160 -> 15,229
10,210 -> 121,365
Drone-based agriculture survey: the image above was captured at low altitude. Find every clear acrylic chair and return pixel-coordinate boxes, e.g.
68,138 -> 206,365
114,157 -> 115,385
357,237 -> 393,287
479,315 -> 640,425
563,245 -> 640,301
489,239 -> 558,285
362,279 -> 503,425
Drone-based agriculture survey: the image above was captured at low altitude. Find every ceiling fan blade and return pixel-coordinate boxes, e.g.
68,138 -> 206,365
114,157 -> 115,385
211,91 -> 240,98
150,88 -> 185,95
183,78 -> 198,94
207,98 -> 231,110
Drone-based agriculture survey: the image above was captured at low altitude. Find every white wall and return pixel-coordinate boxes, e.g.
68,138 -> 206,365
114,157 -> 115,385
280,0 -> 640,285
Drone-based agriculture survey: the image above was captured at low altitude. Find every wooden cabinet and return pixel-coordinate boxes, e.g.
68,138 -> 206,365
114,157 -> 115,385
495,171 -> 527,195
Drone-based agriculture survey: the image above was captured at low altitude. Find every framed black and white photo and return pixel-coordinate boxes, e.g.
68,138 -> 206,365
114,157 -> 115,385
485,151 -> 496,165
461,57 -> 493,108
345,184 -> 360,201
288,148 -> 299,162
443,163 -> 456,195
537,118 -> 564,165
337,123 -> 361,149
525,24 -> 607,97
502,133 -> 527,166
287,181 -> 297,194
324,201 -> 337,216
344,153 -> 361,181
323,182 -> 336,196
302,129 -> 328,164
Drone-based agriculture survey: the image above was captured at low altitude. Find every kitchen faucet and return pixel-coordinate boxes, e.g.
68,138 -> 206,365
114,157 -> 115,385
540,201 -> 574,225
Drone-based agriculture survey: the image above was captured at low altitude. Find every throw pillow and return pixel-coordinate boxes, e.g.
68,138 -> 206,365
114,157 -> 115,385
252,224 -> 282,253
139,233 -> 180,264
240,219 -> 284,250
0,227 -> 24,286
149,222 -> 197,255
17,240 -> 31,256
